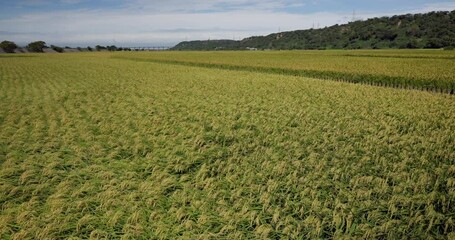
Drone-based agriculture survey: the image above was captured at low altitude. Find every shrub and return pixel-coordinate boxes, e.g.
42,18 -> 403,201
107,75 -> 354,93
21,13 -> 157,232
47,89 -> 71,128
51,45 -> 64,53
425,38 -> 444,48
96,45 -> 106,51
107,45 -> 117,51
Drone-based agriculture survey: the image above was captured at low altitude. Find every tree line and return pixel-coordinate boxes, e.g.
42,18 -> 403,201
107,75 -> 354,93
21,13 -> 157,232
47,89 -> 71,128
172,11 -> 455,50
0,41 -> 134,53
3,11 -> 454,53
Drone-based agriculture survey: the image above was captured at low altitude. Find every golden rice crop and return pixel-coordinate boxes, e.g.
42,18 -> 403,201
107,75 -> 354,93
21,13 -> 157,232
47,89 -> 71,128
0,52 -> 454,239
114,50 -> 455,93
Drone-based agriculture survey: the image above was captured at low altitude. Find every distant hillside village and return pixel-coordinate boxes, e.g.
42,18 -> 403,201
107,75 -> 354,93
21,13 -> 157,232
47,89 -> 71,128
1,10 -> 454,53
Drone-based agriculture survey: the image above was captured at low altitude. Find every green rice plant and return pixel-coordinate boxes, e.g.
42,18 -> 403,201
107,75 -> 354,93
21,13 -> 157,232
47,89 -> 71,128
113,49 -> 455,93
0,52 -> 454,239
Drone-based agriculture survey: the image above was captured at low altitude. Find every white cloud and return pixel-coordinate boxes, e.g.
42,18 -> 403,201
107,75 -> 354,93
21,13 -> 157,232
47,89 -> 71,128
0,1 -> 453,47
59,0 -> 84,4
11,0 -> 84,6
124,0 -> 305,13
0,9 -> 347,46
418,1 -> 455,12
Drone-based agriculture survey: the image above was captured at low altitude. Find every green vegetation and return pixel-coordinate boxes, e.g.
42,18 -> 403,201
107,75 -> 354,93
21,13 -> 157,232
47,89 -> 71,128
107,45 -> 118,51
0,41 -> 18,53
175,40 -> 244,51
95,45 -> 107,51
27,41 -> 47,53
0,52 -> 454,239
114,50 -> 455,93
173,11 -> 455,50
51,45 -> 64,53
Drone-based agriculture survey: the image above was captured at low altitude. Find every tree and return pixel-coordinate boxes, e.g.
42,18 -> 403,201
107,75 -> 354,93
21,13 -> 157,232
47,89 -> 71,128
406,39 -> 420,49
27,41 -> 47,52
425,38 -> 444,48
50,45 -> 64,53
107,45 -> 117,51
95,45 -> 106,51
0,40 -> 18,53
87,46 -> 93,51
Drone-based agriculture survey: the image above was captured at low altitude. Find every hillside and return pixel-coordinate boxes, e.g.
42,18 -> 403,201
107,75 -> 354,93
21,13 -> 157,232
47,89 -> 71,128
172,11 -> 455,50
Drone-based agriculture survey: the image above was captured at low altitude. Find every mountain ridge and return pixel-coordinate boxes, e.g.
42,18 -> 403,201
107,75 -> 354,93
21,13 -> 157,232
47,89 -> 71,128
172,11 -> 455,50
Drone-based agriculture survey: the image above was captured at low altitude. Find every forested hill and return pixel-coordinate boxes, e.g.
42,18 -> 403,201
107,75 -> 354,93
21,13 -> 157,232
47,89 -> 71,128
172,11 -> 455,50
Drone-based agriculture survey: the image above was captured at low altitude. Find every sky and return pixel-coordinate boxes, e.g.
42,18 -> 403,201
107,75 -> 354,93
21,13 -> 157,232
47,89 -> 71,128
0,0 -> 454,47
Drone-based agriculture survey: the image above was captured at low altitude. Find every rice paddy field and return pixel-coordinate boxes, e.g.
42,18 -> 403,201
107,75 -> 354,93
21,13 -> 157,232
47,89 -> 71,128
0,50 -> 454,239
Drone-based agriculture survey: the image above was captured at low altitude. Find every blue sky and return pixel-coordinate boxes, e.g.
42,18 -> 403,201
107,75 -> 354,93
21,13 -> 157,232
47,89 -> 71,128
0,0 -> 454,47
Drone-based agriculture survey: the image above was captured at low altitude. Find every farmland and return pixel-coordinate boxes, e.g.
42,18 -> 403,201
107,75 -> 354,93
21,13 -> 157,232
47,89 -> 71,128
0,51 -> 454,239
116,50 -> 455,93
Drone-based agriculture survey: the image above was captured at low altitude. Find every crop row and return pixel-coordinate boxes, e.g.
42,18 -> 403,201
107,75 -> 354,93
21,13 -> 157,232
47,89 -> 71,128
117,56 -> 454,94
113,50 -> 455,94
0,53 -> 454,239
